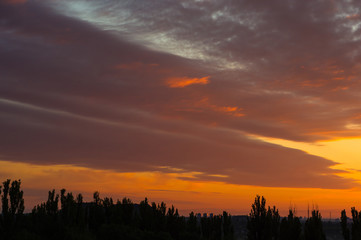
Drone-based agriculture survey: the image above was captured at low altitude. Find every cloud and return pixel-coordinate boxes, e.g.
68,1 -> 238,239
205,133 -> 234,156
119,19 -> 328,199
115,62 -> 159,70
1,0 -> 26,5
0,97 -> 354,189
45,0 -> 361,141
166,76 -> 210,88
0,0 -> 360,189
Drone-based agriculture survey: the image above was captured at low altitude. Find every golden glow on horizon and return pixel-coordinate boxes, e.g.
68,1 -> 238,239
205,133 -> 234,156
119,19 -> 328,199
2,160 -> 361,217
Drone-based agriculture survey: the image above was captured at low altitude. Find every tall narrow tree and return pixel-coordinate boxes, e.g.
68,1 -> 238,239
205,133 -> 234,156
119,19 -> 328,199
340,209 -> 350,240
304,210 -> 326,240
247,195 -> 268,240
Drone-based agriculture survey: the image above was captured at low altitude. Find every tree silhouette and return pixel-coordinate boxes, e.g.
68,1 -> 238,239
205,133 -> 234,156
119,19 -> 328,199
350,207 -> 361,240
93,191 -> 101,205
223,211 -> 234,240
266,205 -> 280,239
0,179 -> 237,240
32,190 -> 61,239
89,191 -> 106,232
280,209 -> 302,240
1,180 -> 10,227
60,189 -> 78,227
9,180 -> 24,217
247,195 -> 267,240
46,189 -> 59,217
152,201 -> 167,232
166,204 -> 185,240
340,209 -> 350,240
120,197 -> 134,225
139,197 -> 154,231
0,179 -> 25,239
75,193 -> 85,229
247,195 -> 279,240
304,209 -> 326,240
185,211 -> 200,240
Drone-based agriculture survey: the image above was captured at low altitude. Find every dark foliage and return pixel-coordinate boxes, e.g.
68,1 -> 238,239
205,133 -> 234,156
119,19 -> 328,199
340,207 -> 361,240
280,209 -> 302,240
340,209 -> 350,240
2,180 -> 350,240
0,179 -> 234,240
0,179 -> 24,240
246,195 -> 280,240
246,196 -> 328,240
304,210 -> 326,240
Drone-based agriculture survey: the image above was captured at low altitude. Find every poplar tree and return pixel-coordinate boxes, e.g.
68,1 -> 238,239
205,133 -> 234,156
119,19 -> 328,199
340,209 -> 350,240
247,195 -> 268,240
304,210 -> 326,240
280,209 -> 302,240
0,179 -> 25,238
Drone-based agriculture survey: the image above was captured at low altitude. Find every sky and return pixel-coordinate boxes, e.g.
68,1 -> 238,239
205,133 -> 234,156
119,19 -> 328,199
2,0 -> 361,217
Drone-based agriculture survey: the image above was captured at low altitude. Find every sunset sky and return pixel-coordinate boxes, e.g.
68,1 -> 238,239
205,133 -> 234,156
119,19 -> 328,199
2,0 -> 361,217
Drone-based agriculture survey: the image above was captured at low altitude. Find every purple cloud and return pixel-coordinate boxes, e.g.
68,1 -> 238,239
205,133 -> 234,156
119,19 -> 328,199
1,0 -> 360,188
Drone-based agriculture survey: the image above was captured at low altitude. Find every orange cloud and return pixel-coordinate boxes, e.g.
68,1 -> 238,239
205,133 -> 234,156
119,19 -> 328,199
213,105 -> 245,117
195,97 -> 245,117
346,14 -> 360,20
299,80 -> 326,88
166,76 -> 210,88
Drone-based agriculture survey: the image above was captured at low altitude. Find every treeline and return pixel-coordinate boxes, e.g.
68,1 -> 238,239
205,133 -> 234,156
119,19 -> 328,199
2,179 -> 361,240
246,195 -> 361,240
340,207 -> 361,240
247,195 -> 325,240
0,179 -> 233,240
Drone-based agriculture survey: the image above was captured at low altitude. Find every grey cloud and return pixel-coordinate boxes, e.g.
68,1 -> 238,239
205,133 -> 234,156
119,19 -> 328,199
47,0 -> 361,141
0,0 -> 359,188
0,97 -> 353,189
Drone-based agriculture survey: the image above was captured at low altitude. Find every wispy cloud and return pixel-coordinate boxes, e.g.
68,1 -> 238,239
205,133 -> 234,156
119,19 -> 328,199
166,76 -> 210,88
